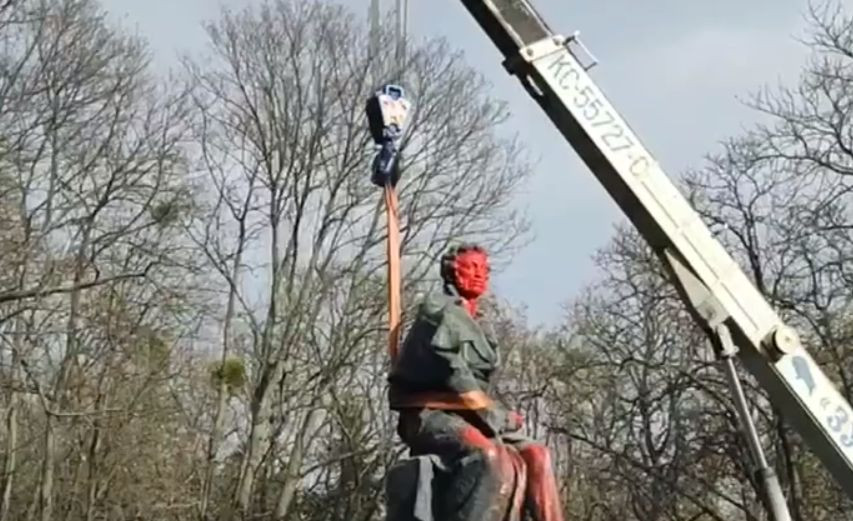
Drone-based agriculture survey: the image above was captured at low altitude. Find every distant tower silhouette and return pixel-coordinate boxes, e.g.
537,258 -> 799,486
368,0 -> 408,67
395,0 -> 408,63
369,0 -> 381,60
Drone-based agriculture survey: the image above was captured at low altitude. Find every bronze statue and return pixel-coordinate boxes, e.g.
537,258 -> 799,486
387,243 -> 566,521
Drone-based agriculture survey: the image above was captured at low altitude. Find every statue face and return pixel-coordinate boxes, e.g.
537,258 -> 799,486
453,250 -> 489,299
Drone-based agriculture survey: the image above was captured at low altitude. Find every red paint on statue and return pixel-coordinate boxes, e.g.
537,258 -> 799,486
459,424 -> 496,451
518,445 -> 565,521
459,424 -> 521,520
453,249 -> 489,316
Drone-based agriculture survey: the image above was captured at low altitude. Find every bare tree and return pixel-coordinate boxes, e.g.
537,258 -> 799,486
547,227 -> 760,521
680,3 -> 853,517
0,1 -> 199,520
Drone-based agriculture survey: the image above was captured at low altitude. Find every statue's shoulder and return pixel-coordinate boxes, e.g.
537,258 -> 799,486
415,291 -> 461,324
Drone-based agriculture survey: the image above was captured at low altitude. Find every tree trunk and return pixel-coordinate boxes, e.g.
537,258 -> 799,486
200,234 -> 246,521
273,406 -> 323,520
235,193 -> 282,517
774,413 -> 803,521
83,397 -> 103,521
1,316 -> 23,521
200,380 -> 229,520
42,222 -> 90,521
39,416 -> 56,521
235,360 -> 282,516
1,390 -> 18,521
25,468 -> 39,521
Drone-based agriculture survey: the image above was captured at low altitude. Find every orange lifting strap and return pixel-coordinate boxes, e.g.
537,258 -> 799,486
384,183 -> 402,362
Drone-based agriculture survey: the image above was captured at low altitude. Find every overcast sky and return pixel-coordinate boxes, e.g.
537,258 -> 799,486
101,0 -> 821,327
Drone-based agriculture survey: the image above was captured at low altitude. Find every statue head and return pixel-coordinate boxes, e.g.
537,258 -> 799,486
440,243 -> 490,301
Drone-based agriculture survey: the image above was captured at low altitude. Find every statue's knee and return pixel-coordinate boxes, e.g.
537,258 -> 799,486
520,443 -> 552,470
459,443 -> 499,475
457,426 -> 502,468
462,443 -> 511,480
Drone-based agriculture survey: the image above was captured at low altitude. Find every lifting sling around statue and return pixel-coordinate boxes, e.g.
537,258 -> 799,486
387,244 -> 566,521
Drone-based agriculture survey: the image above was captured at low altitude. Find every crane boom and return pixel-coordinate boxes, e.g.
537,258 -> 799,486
458,0 -> 853,497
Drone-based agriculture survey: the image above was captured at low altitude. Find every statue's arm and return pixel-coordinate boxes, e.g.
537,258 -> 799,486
432,340 -> 518,437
